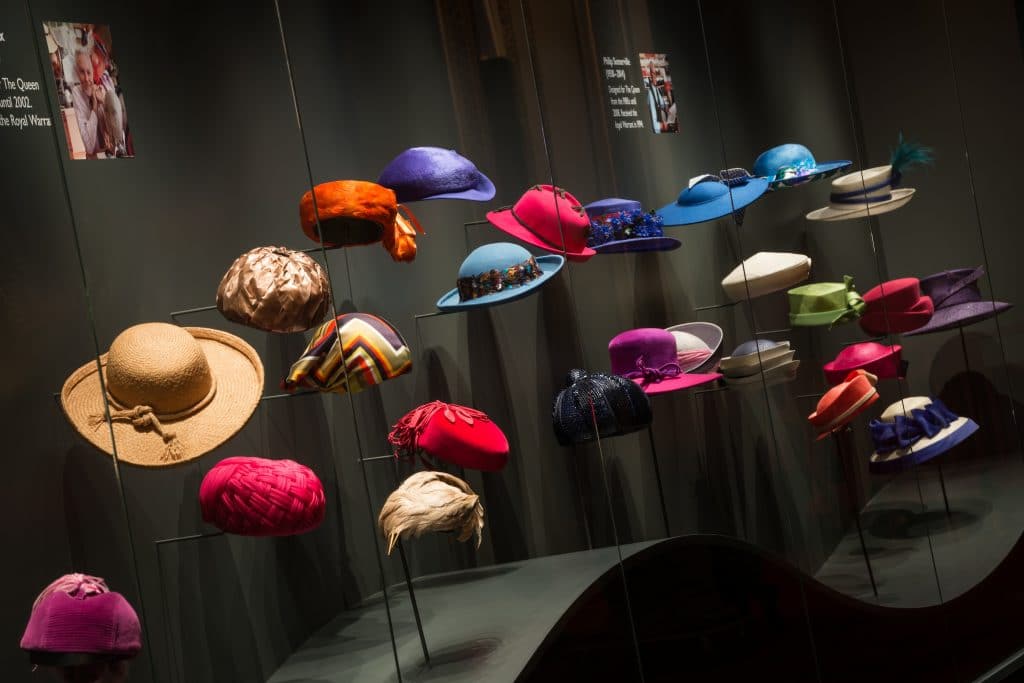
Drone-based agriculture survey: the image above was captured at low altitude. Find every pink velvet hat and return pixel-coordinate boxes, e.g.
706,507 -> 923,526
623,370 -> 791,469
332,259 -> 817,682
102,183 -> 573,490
609,328 -> 721,395
21,574 -> 141,665
486,185 -> 596,262
823,342 -> 906,385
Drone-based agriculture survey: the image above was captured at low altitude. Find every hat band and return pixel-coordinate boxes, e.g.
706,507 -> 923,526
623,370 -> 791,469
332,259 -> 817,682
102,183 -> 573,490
930,265 -> 985,308
587,208 -> 665,247
91,374 -> 219,462
773,162 -> 816,181
456,256 -> 543,302
829,176 -> 893,205
869,399 -> 958,454
622,357 -> 682,385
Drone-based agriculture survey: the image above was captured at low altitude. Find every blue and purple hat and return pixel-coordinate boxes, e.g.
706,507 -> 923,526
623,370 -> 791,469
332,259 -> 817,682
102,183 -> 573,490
753,143 -> 851,191
377,147 -> 496,203
868,396 -> 978,474
584,198 -> 681,254
656,170 -> 769,227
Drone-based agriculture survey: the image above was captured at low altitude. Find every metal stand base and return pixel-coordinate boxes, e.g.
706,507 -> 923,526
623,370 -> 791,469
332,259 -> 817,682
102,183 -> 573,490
833,430 -> 878,598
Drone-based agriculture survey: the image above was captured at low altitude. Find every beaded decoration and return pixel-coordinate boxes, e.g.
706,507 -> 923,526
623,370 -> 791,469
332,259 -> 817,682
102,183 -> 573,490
456,256 -> 543,302
586,208 -> 665,248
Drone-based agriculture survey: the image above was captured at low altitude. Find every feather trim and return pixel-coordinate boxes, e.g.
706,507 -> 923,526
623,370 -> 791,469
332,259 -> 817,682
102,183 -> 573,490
889,131 -> 934,176
378,471 -> 484,555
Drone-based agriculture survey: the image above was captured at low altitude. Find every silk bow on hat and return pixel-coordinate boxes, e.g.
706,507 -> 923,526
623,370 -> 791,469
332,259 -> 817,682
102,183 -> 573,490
869,399 -> 958,454
832,275 -> 867,327
623,358 -> 683,386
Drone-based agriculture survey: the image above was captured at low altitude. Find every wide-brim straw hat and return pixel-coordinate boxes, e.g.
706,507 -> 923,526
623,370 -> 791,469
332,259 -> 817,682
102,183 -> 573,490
61,323 -> 264,467
805,165 -> 915,221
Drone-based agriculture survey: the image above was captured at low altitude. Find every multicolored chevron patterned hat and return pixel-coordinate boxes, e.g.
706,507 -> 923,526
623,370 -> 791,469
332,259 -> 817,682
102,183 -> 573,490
282,313 -> 412,395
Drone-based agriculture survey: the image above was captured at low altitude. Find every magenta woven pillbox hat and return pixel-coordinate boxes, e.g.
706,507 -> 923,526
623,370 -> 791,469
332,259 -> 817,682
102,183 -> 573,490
200,457 -> 326,536
21,574 -> 141,663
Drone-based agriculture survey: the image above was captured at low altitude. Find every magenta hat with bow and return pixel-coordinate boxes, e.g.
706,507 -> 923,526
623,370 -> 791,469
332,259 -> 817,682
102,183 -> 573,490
608,328 -> 721,395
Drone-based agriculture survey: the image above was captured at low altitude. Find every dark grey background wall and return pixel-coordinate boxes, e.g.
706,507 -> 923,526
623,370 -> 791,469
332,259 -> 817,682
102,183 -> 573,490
2,0 -> 1023,681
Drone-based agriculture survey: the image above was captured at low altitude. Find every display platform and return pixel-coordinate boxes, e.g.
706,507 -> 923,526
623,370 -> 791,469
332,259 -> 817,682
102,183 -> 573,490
269,542 -> 656,683
815,455 -> 1024,606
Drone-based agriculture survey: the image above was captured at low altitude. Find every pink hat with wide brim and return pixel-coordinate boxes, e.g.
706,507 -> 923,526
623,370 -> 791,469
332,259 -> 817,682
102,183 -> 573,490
486,184 -> 596,262
823,342 -> 905,385
609,328 -> 720,395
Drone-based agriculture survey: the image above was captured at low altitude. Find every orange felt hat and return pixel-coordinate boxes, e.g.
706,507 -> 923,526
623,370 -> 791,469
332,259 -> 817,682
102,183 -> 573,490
299,180 -> 424,262
807,369 -> 879,439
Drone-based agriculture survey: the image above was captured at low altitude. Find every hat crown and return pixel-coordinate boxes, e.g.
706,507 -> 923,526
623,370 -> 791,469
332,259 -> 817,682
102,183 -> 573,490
753,143 -> 816,178
678,179 -> 728,206
670,330 -> 711,354
378,147 -> 480,200
105,323 -> 213,415
584,197 -> 642,217
836,341 -> 889,365
609,328 -> 677,374
789,281 -> 846,312
458,242 -> 533,278
918,267 -> 983,307
879,396 -> 933,422
512,185 -> 589,251
552,369 -> 652,445
22,590 -> 141,655
732,339 -> 780,356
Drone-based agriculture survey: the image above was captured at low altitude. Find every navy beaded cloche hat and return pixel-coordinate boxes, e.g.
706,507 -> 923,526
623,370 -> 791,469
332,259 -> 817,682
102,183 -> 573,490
552,369 -> 653,446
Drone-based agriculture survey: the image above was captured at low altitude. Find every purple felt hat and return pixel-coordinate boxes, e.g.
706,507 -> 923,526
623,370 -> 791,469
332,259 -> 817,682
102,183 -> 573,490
903,266 -> 1011,336
609,328 -> 721,395
377,147 -> 496,203
21,574 -> 142,665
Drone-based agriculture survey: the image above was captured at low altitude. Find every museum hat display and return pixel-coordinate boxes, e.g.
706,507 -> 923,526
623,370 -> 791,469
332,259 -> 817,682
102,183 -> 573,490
806,134 -> 931,221
552,369 -> 652,446
808,369 -> 880,438
609,328 -> 721,395
199,457 -> 326,536
378,470 -> 484,555
823,342 -> 906,386
858,277 -> 934,335
282,313 -> 412,396
583,198 -> 681,253
868,396 -> 978,474
788,276 -> 865,327
486,184 -> 596,261
377,147 -> 496,203
664,321 -> 723,374
388,401 -> 510,471
216,246 -> 331,333
436,242 -> 564,311
298,180 -> 425,262
753,143 -> 852,191
721,251 -> 812,301
61,323 -> 264,467
903,266 -> 1012,336
657,169 -> 769,226
719,339 -> 799,385
21,574 -> 141,666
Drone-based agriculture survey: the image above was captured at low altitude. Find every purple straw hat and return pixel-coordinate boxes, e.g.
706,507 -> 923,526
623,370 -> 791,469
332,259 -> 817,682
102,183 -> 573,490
609,328 -> 721,395
903,266 -> 1011,336
21,574 -> 142,666
377,147 -> 496,203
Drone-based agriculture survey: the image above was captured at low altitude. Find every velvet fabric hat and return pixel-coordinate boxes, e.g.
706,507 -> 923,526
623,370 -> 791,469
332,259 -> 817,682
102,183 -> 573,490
858,278 -> 934,335
21,574 -> 141,665
609,328 -> 721,395
377,147 -> 496,203
200,457 -> 326,536
388,401 -> 510,471
282,313 -> 412,395
823,342 -> 905,385
808,369 -> 880,438
664,322 -> 723,374
61,323 -> 264,467
487,185 -> 595,261
868,396 -> 978,474
552,369 -> 652,446
657,169 -> 769,226
436,242 -> 564,311
584,198 -> 681,253
298,180 -> 424,262
903,266 -> 1011,335
721,252 -> 812,301
788,276 -> 865,327
753,143 -> 851,191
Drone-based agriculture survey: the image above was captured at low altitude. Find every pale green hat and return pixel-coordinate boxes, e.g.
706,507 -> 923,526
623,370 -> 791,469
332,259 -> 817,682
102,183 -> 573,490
788,275 -> 865,327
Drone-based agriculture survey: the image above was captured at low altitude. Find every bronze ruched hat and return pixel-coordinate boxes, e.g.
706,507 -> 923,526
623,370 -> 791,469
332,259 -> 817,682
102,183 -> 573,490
216,246 -> 331,333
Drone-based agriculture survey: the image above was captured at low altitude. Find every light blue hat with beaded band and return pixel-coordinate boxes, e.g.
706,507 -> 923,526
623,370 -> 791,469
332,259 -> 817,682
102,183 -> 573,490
436,242 -> 564,311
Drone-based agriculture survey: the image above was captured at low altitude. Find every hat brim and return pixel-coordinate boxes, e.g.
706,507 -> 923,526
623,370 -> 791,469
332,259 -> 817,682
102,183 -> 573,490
633,372 -> 721,395
902,301 -> 1012,336
592,236 -> 681,254
720,343 -> 791,377
766,160 -> 852,191
418,173 -> 497,202
806,188 -> 915,221
436,255 -> 565,311
724,358 -> 800,386
486,209 -> 596,262
811,389 -> 880,439
869,417 -> 978,474
859,300 -> 934,335
61,328 -> 264,467
664,321 -> 724,374
656,178 -> 770,227
789,308 -> 856,327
